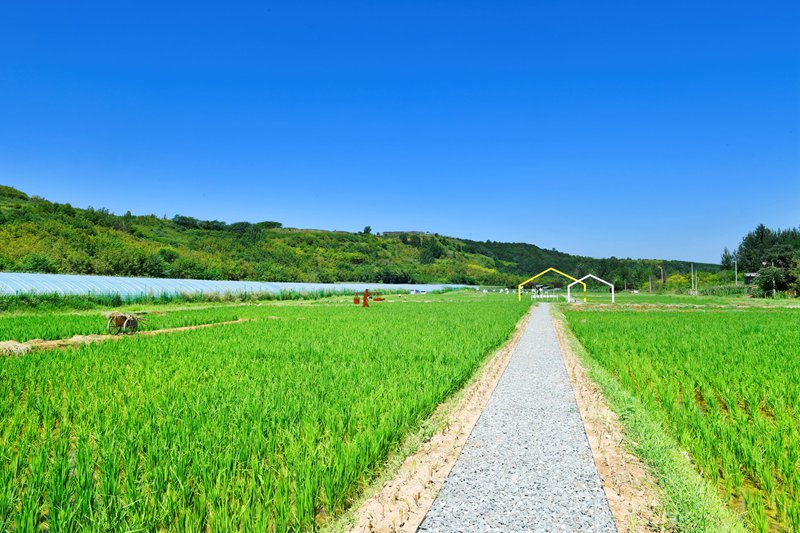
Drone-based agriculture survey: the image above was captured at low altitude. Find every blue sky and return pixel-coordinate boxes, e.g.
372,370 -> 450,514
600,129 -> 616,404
1,2 -> 798,263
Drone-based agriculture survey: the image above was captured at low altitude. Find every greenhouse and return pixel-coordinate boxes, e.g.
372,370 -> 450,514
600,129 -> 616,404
0,272 -> 465,298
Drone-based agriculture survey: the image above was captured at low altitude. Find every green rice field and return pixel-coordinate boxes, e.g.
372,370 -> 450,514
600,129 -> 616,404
0,307 -> 250,343
566,307 -> 800,531
0,293 -> 529,531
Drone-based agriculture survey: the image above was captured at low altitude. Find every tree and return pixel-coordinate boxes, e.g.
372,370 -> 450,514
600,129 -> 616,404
173,215 -> 199,229
790,257 -> 800,294
736,224 -> 800,272
362,226 -> 372,235
736,224 -> 775,271
755,266 -> 786,297
0,185 -> 29,200
157,248 -> 180,263
420,238 -> 445,264
763,244 -> 795,270
664,273 -> 689,291
721,247 -> 734,270
733,225 -> 800,297
17,253 -> 58,273
122,210 -> 134,233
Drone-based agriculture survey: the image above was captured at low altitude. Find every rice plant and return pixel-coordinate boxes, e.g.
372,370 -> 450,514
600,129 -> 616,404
0,307 -> 248,343
0,298 -> 529,530
566,308 -> 800,531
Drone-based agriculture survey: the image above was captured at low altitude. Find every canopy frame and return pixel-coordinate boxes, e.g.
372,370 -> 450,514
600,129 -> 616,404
517,267 -> 586,302
567,274 -> 615,303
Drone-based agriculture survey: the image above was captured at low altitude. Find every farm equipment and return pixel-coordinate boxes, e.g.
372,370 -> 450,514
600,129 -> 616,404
106,312 -> 140,335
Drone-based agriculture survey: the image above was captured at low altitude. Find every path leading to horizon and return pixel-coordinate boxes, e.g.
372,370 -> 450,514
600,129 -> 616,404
418,303 -> 616,532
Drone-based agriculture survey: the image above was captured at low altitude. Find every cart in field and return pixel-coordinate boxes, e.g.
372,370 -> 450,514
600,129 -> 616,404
106,312 -> 140,335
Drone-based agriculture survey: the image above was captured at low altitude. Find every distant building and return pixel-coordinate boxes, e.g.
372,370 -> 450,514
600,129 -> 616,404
744,272 -> 759,285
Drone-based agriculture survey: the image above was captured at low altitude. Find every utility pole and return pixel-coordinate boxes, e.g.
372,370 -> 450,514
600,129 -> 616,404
772,261 -> 776,298
735,260 -> 738,286
649,274 -> 653,293
690,263 -> 694,294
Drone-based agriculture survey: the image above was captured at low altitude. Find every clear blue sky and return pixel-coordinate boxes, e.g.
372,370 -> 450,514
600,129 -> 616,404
1,2 -> 798,263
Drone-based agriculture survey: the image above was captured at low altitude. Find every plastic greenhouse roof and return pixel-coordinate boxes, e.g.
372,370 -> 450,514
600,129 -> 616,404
0,272 -> 467,297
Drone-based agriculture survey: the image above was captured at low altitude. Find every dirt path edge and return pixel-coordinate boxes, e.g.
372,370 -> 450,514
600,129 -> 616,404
17,319 -> 251,352
333,305 -> 535,533
551,308 -> 666,532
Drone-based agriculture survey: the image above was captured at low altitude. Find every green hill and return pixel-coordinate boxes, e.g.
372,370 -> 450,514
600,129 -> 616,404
0,185 -> 717,288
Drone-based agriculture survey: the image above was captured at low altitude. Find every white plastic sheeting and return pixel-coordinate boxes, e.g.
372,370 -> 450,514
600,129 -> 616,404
0,272 -> 466,297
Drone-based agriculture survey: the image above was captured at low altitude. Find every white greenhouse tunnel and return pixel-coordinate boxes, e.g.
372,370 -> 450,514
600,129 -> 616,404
0,272 -> 468,298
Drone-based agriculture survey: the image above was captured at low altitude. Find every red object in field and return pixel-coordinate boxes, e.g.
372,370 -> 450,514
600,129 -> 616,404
355,289 -> 384,306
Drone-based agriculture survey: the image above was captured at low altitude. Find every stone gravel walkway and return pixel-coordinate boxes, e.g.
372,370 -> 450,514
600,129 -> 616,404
418,303 -> 616,533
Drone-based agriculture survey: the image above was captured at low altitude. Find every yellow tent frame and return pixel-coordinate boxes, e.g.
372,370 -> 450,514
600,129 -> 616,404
517,267 -> 587,302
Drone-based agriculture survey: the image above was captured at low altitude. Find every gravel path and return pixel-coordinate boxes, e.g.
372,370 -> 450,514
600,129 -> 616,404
418,303 -> 616,532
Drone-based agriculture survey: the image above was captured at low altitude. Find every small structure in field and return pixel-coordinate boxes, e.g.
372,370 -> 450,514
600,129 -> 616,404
567,274 -> 616,303
106,312 -> 140,335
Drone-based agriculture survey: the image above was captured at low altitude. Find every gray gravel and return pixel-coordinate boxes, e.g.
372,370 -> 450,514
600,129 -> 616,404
418,303 -> 616,533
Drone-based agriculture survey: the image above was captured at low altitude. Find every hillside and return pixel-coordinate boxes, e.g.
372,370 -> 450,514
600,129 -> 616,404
0,185 -> 717,288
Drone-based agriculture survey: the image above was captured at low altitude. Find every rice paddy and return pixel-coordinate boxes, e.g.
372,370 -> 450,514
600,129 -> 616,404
0,294 -> 529,531
0,307 -> 248,342
566,307 -> 800,531
5,286 -> 798,532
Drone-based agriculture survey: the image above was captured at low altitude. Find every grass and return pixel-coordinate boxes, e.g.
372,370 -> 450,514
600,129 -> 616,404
0,294 -> 530,531
563,306 -> 800,531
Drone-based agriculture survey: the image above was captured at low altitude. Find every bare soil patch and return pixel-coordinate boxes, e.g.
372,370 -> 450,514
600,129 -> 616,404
552,314 -> 666,532
342,307 -> 534,533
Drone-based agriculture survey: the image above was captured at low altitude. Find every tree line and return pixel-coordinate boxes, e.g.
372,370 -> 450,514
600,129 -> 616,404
722,224 -> 800,297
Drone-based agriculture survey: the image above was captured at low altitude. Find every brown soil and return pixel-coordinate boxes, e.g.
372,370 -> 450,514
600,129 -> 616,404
21,319 -> 251,352
552,313 -> 666,532
343,307 -> 534,533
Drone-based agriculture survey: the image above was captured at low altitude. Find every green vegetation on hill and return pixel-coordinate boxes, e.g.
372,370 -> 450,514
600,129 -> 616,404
0,185 -> 715,287
461,240 -> 720,289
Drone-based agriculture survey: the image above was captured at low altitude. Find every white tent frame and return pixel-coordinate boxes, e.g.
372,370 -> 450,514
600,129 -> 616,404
567,274 -> 615,303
